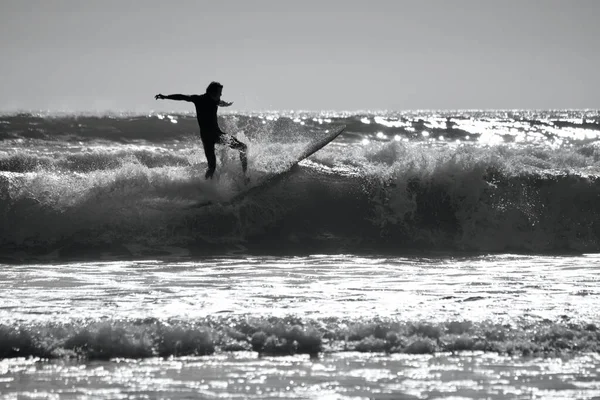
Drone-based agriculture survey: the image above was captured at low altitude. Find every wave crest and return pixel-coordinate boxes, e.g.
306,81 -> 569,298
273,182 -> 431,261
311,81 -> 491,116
1,317 -> 597,359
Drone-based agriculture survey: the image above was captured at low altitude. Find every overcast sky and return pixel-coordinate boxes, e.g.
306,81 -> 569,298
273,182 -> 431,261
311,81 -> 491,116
1,0 -> 598,111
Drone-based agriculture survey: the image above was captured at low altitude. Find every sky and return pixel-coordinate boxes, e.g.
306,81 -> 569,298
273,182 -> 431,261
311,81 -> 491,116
0,0 -> 598,111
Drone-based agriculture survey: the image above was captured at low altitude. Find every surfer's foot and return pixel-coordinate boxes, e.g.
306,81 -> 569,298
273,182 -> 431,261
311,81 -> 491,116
244,176 -> 250,185
205,169 -> 215,180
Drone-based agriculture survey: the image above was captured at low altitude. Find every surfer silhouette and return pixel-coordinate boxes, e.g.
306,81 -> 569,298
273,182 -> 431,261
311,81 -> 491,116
155,81 -> 248,180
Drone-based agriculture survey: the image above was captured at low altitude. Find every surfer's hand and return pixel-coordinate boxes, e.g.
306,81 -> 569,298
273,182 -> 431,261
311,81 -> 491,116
219,101 -> 233,107
155,94 -> 165,100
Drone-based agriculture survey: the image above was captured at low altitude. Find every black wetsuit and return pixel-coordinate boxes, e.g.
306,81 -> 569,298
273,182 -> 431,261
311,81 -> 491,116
192,93 -> 220,141
191,94 -> 247,178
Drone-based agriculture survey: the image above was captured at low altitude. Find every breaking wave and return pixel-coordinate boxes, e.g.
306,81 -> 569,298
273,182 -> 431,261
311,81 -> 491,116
2,111 -> 600,259
1,317 -> 598,360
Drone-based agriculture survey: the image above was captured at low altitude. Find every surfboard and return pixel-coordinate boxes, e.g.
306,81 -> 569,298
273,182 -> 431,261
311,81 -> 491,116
190,125 -> 346,208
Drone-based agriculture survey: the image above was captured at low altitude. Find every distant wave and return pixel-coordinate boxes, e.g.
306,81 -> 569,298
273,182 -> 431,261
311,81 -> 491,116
1,110 -> 599,145
1,316 -> 597,359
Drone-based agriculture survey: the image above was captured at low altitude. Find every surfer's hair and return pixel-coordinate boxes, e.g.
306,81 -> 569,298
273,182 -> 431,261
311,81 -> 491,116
206,81 -> 223,95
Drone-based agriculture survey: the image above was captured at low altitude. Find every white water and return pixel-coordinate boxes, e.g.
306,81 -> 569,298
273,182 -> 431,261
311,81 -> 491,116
1,255 -> 599,323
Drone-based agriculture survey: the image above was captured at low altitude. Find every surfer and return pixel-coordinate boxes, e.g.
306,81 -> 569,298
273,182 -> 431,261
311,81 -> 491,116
155,82 -> 248,180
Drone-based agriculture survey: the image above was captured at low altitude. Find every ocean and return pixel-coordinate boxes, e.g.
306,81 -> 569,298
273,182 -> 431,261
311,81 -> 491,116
1,110 -> 600,399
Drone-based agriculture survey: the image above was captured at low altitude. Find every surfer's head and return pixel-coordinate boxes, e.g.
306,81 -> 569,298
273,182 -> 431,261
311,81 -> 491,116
206,81 -> 223,101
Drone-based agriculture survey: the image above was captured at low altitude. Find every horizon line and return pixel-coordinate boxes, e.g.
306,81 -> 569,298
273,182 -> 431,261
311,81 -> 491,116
1,108 -> 599,116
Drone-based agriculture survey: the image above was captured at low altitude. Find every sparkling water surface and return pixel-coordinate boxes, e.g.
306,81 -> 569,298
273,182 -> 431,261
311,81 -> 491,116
2,254 -> 600,399
1,255 -> 599,323
3,352 -> 600,399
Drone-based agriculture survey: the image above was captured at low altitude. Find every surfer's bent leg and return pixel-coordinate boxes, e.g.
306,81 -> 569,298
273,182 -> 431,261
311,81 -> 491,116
202,139 -> 217,179
226,136 -> 248,174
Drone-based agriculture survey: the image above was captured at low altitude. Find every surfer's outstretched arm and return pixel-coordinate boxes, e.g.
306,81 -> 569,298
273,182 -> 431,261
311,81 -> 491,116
155,94 -> 194,102
218,100 -> 234,107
